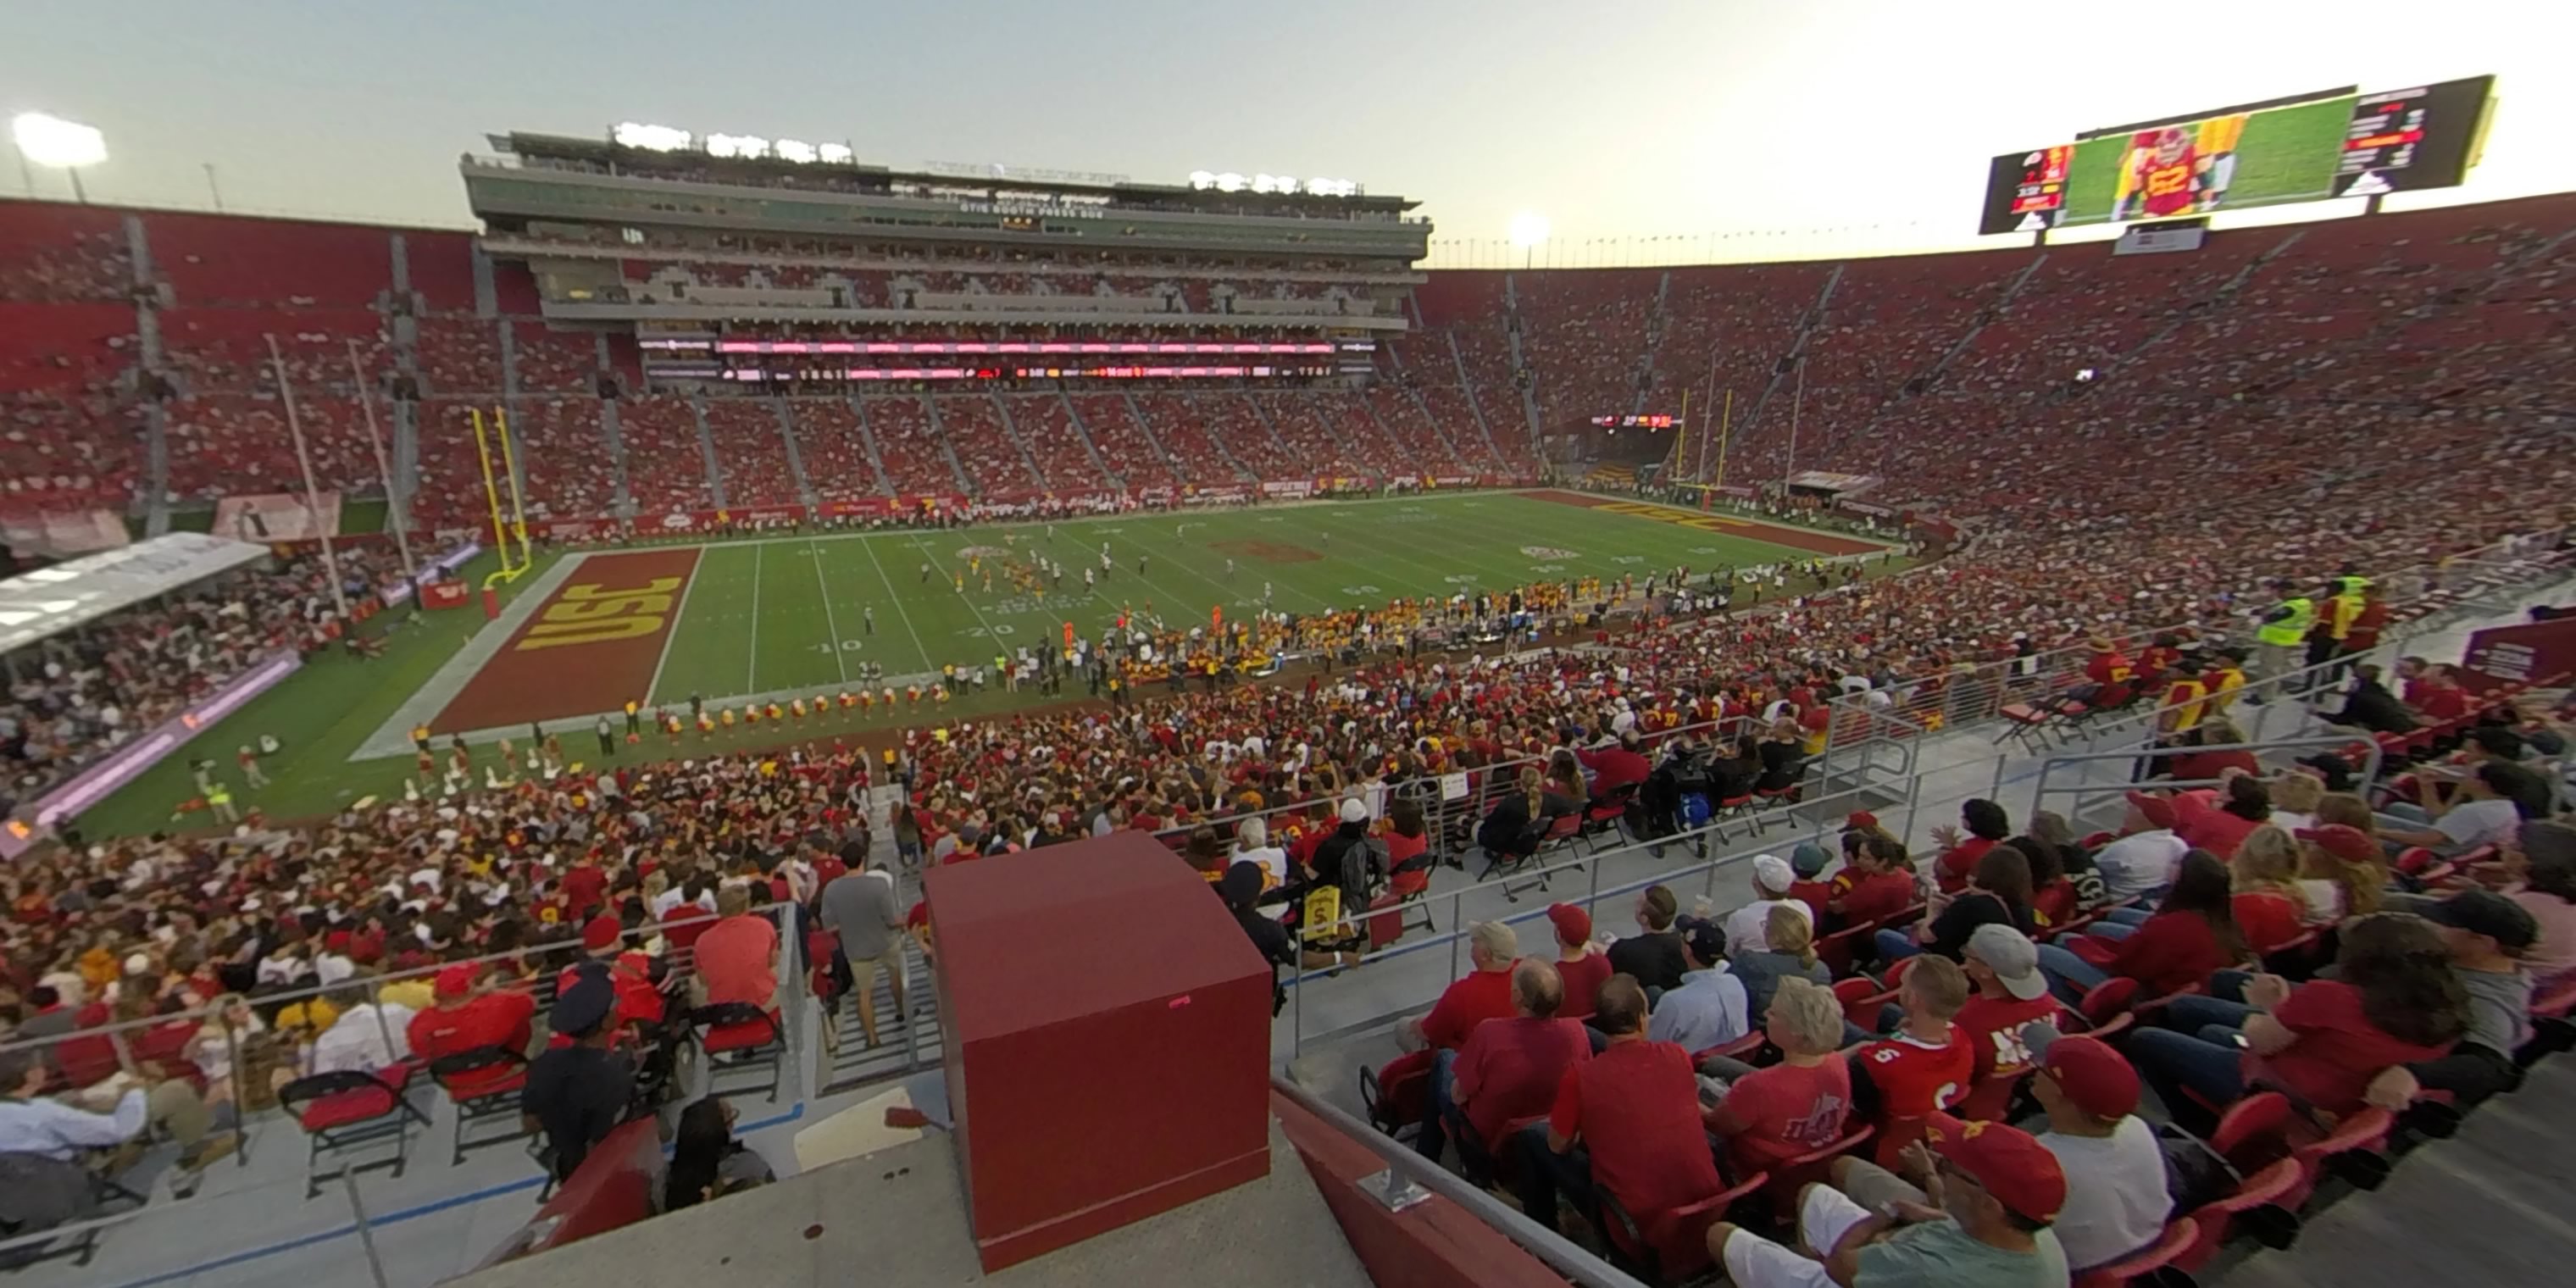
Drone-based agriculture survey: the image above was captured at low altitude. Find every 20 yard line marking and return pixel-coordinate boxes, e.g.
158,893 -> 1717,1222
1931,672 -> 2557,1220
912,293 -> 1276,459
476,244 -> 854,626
808,536 -> 849,685
747,543 -> 763,693
858,535 -> 933,676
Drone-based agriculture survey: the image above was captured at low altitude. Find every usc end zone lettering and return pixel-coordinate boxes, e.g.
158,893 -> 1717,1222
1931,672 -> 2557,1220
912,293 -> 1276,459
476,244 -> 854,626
516,578 -> 685,650
431,547 -> 701,733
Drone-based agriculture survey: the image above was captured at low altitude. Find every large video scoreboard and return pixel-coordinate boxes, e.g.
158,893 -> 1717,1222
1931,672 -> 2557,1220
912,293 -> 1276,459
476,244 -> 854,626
1979,75 -> 2495,235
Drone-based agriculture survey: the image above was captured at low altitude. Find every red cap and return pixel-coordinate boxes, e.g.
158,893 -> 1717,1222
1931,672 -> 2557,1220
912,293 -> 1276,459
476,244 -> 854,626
1545,902 -> 1591,945
581,913 -> 623,952
2037,1035 -> 2140,1119
1846,811 -> 1879,830
2296,824 -> 2376,866
1926,1116 -> 2066,1224
325,929 -> 353,952
434,963 -> 479,999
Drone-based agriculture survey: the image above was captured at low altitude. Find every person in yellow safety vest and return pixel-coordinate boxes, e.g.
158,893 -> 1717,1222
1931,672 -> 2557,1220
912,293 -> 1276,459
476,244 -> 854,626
205,780 -> 238,824
623,700 -> 641,736
2251,578 -> 2314,702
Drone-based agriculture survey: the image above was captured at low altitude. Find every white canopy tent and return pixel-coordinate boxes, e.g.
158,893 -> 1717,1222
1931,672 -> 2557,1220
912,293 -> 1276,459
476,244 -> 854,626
0,532 -> 273,658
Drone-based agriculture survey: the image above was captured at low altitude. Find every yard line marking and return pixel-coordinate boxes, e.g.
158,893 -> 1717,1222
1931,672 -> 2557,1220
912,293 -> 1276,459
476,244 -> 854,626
644,548 -> 704,707
1122,522 -> 1333,613
858,533 -> 933,673
748,542 -> 763,693
906,533 -> 1015,662
808,536 -> 849,685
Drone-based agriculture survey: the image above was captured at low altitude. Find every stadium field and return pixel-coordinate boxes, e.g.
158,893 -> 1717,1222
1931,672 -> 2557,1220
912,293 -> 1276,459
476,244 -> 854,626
72,490 -> 1894,835
2055,95 -> 2352,226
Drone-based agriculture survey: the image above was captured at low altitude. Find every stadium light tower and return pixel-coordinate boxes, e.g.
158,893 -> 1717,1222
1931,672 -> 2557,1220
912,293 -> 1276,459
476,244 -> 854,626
1507,211 -> 1550,270
11,112 -> 106,203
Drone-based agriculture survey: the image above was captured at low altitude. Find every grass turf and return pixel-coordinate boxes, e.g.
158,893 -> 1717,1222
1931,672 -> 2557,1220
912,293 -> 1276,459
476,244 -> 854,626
645,492 -> 1863,705
67,491 -> 1890,837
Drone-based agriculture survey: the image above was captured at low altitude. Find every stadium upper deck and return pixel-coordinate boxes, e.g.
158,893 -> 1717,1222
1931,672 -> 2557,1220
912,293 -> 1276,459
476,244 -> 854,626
465,130 -> 1430,337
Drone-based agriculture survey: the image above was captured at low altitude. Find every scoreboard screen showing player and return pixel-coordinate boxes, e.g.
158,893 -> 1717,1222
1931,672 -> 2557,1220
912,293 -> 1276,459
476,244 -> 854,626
1588,414 -> 1678,429
1978,74 -> 2494,235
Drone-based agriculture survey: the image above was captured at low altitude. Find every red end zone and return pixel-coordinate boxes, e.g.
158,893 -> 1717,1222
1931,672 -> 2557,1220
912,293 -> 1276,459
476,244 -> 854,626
1515,490 -> 1885,557
431,548 -> 700,733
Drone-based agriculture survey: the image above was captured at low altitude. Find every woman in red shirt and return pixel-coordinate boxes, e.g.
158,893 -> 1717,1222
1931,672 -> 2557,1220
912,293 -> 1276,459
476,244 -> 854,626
2124,913 -> 2468,1133
1382,800 -> 1434,900
1930,798 -> 2012,894
2034,850 -> 2243,1004
2226,827 -> 2310,955
2133,775 -> 2272,860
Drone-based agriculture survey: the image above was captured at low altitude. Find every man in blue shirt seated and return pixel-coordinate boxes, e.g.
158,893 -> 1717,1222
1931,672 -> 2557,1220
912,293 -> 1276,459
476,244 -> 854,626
0,1047 -> 239,1202
1646,921 -> 1750,1058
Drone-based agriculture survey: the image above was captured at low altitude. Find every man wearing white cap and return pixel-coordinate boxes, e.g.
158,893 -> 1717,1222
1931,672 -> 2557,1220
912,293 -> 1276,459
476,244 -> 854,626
1723,854 -> 1815,958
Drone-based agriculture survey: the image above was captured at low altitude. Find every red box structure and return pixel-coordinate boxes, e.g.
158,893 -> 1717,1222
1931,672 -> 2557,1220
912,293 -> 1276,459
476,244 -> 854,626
924,831 -> 1274,1271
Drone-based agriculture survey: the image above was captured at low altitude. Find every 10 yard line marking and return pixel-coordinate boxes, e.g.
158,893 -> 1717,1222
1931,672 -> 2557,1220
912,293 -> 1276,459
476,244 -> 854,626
642,549 -> 701,708
747,543 -> 763,693
808,536 -> 849,685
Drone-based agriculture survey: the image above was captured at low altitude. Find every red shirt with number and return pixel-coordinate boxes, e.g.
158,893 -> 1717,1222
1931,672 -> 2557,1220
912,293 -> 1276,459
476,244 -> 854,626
1859,1029 -> 1972,1117
1951,994 -> 2061,1080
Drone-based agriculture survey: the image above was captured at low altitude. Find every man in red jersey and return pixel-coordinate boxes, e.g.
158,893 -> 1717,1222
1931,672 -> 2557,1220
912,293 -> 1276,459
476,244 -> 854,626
410,963 -> 538,1097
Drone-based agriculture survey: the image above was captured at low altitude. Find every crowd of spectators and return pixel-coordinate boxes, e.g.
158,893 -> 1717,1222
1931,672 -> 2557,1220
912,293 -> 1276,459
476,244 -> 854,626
613,397 -> 714,514
1006,394 -> 1119,494
1,548 -> 416,818
702,400 -> 802,508
794,399 -> 886,503
930,395 -> 1044,499
862,395 -> 965,496
1064,394 -> 1178,491
1139,391 -> 1269,482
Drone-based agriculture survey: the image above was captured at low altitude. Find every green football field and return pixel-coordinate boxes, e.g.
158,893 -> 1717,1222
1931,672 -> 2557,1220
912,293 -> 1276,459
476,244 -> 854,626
639,491 -> 1883,708
2056,95 -> 2353,226
67,491 -> 1895,836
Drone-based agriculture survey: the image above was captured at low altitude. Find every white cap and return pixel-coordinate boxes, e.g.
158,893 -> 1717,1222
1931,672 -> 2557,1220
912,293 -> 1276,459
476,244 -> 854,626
1340,798 -> 1369,824
1752,853 -> 1795,895
122,952 -> 153,975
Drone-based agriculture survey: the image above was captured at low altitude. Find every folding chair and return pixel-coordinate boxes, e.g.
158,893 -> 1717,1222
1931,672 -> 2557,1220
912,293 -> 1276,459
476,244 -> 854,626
2178,1159 -> 2303,1272
1763,1125 -> 1874,1222
278,1066 -> 431,1200
1832,977 -> 1891,1030
1690,1030 -> 1771,1073
428,1046 -> 535,1165
1815,923 -> 1877,979
1358,1058 -> 1429,1144
2074,1218 -> 2198,1288
1575,782 -> 1640,856
688,1002 -> 787,1102
1598,1172 -> 1769,1285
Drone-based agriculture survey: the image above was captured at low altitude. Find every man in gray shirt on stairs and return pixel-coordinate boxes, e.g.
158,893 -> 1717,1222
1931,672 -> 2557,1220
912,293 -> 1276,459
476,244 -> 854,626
819,841 -> 907,1048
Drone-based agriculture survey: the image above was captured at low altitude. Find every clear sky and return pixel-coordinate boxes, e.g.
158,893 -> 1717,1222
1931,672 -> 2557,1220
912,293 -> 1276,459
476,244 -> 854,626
3,0 -> 2568,267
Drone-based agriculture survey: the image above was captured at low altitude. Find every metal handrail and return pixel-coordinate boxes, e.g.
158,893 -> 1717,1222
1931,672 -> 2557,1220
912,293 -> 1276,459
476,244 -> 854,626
1269,1074 -> 1651,1288
1285,773 -> 1920,1054
1153,715 -> 1757,847
2027,733 -> 2387,830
